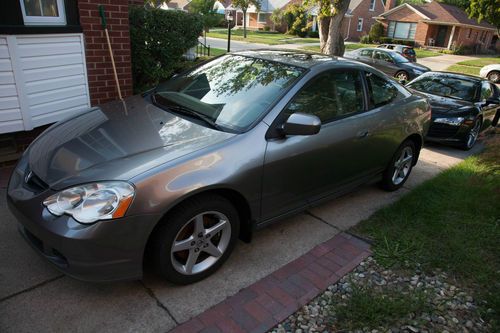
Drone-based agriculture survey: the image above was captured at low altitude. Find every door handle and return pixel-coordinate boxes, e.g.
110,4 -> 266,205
357,131 -> 369,139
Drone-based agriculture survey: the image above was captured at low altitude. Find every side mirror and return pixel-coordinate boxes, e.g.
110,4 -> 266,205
282,113 -> 321,136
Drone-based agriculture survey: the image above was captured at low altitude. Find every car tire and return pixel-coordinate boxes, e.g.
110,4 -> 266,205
487,71 -> 500,83
380,140 -> 416,192
461,117 -> 482,151
395,71 -> 409,82
151,194 -> 240,285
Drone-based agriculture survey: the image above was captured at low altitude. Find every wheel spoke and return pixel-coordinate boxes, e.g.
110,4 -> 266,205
203,241 -> 223,257
401,155 -> 413,165
205,219 -> 228,238
392,168 -> 400,183
172,236 -> 195,253
184,248 -> 200,274
193,215 -> 205,236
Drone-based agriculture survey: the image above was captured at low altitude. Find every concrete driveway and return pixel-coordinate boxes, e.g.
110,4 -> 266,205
0,142 -> 483,332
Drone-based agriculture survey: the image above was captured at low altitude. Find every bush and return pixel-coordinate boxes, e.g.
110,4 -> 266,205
380,37 -> 393,44
393,39 -> 415,46
129,6 -> 203,92
308,30 -> 319,38
452,45 -> 474,55
283,4 -> 308,37
360,35 -> 372,44
264,25 -> 271,31
368,22 -> 384,43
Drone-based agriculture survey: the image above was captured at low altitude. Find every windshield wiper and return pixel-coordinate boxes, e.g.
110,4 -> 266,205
151,93 -> 224,131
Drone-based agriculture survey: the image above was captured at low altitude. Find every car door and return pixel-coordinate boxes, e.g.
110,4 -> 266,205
260,69 -> 401,221
479,82 -> 500,127
353,49 -> 374,66
373,50 -> 399,76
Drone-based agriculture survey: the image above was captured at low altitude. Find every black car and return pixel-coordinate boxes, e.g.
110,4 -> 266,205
377,44 -> 417,63
407,71 -> 500,150
345,48 -> 430,81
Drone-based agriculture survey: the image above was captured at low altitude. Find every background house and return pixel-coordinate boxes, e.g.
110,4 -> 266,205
375,1 -> 498,51
309,0 -> 393,41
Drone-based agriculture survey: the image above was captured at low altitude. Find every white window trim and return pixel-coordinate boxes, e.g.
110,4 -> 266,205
369,0 -> 376,11
257,12 -> 268,24
19,0 -> 67,26
357,18 -> 364,32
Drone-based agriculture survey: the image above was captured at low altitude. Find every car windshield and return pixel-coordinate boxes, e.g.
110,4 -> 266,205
407,75 -> 478,101
391,52 -> 409,63
153,55 -> 304,132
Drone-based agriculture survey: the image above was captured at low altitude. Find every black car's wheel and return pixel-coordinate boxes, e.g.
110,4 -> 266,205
395,71 -> 409,82
151,194 -> 240,284
487,71 -> 500,83
461,118 -> 482,150
381,140 -> 416,191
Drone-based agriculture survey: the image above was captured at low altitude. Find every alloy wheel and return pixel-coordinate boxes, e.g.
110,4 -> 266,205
466,120 -> 481,149
170,211 -> 231,275
392,146 -> 413,185
488,71 -> 500,83
396,71 -> 409,81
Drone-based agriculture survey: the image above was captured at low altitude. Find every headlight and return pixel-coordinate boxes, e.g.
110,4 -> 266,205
434,117 -> 464,126
43,181 -> 135,224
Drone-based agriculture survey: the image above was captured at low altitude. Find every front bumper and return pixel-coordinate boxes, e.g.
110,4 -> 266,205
425,119 -> 471,144
7,158 -> 162,282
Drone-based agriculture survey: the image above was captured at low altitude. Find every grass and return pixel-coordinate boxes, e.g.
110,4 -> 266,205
209,47 -> 227,56
330,286 -> 429,330
206,29 -> 319,45
353,130 -> 500,329
301,44 -> 441,58
446,57 -> 500,77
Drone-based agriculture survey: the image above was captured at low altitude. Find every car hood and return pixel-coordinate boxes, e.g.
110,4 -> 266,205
410,90 -> 474,114
27,95 -> 235,189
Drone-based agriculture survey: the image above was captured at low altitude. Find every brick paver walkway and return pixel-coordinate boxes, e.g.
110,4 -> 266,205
171,232 -> 371,333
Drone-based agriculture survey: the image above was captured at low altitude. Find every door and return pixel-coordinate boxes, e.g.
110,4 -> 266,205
436,26 -> 448,47
260,69 -> 399,221
373,50 -> 399,76
479,82 -> 500,127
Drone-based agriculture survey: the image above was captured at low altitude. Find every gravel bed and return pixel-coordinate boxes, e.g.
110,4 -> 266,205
269,257 -> 492,333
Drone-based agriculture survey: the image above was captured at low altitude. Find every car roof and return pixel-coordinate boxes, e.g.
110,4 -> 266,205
382,44 -> 413,48
231,49 -> 357,69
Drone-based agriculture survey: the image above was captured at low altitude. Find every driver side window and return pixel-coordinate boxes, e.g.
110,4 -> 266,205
285,70 -> 365,123
374,51 -> 393,63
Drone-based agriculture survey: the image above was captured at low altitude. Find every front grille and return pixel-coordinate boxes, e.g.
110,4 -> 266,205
23,168 -> 49,193
427,123 -> 460,138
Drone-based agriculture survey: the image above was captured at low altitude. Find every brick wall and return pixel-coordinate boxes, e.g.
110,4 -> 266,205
345,0 -> 386,41
78,0 -> 134,106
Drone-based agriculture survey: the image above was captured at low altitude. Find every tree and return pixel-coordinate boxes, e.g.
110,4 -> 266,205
270,8 -> 284,31
283,4 -> 308,36
467,0 -> 500,35
190,0 -> 224,36
369,22 -> 384,43
306,0 -> 351,56
232,0 -> 261,38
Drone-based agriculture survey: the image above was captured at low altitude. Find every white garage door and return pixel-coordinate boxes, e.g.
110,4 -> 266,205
0,34 -> 90,134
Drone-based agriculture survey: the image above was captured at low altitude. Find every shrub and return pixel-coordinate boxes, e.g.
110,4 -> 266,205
264,25 -> 271,31
360,35 -> 372,44
308,30 -> 319,38
368,22 -> 384,43
380,37 -> 393,44
129,6 -> 203,92
452,45 -> 474,55
393,39 -> 415,46
283,4 -> 308,37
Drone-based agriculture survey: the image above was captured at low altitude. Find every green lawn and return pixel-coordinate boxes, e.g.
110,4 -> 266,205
207,29 -> 319,45
301,44 -> 441,58
209,47 -> 227,56
446,57 -> 500,77
353,131 -> 500,330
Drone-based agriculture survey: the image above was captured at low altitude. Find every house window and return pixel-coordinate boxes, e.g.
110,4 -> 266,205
387,21 -> 417,40
467,28 -> 472,39
357,18 -> 364,32
369,0 -> 376,11
257,13 -> 269,24
20,0 -> 66,25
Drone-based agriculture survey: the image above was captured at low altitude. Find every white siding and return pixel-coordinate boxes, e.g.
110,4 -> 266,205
0,34 -> 90,134
0,37 -> 23,133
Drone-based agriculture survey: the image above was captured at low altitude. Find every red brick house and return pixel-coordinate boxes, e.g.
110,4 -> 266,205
375,1 -> 498,51
0,0 -> 141,135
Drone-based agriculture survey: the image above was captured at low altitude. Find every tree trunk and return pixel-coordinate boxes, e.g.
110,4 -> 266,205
243,9 -> 247,38
318,16 -> 330,53
321,0 -> 351,56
